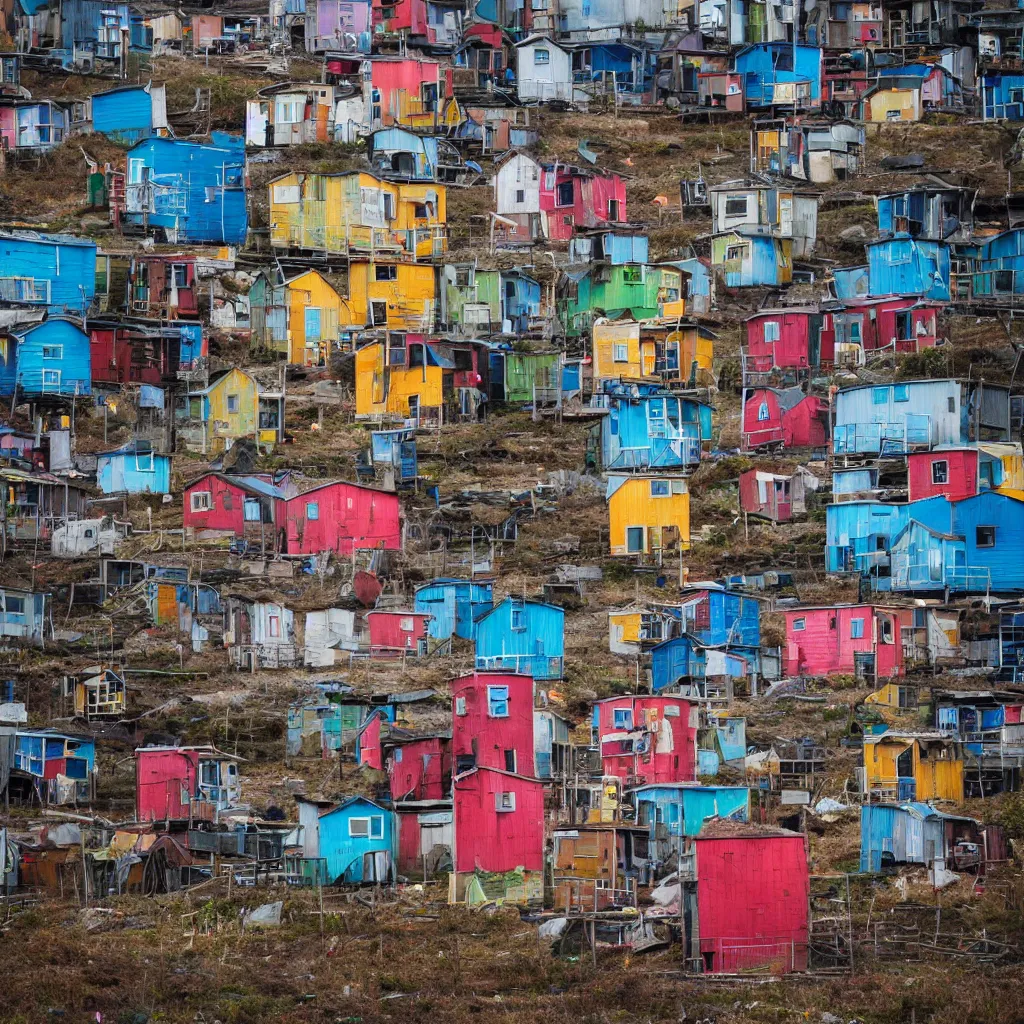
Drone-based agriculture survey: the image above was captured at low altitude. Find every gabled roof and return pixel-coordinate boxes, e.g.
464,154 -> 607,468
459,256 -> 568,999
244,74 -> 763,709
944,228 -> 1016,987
320,794 -> 392,819
185,472 -> 287,501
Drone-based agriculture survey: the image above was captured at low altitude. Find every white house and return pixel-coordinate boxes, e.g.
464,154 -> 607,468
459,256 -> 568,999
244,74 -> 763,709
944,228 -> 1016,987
493,151 -> 543,225
515,35 -> 573,103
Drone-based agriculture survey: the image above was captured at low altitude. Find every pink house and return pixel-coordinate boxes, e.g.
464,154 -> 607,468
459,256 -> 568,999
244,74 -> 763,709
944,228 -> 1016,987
594,695 -> 698,785
184,473 -> 284,540
366,610 -> 431,656
451,671 -> 535,776
744,307 -> 832,373
784,605 -> 908,680
451,766 -> 545,901
539,164 -> 626,242
275,480 -> 401,556
743,387 -> 828,450
135,745 -> 241,822
389,735 -> 450,802
907,448 -> 984,503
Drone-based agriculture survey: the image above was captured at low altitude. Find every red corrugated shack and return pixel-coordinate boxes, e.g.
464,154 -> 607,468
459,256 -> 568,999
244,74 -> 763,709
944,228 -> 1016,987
366,610 -> 431,656
275,480 -> 401,556
744,307 -> 831,373
743,387 -> 828,449
694,823 -> 809,974
451,765 -> 545,902
594,695 -> 698,785
389,735 -> 450,801
135,745 -> 242,822
907,448 -> 981,502
183,472 -> 284,539
451,671 -> 535,776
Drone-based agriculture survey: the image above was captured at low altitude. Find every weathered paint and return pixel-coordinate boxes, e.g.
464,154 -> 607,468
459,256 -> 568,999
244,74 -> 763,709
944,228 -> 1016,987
183,473 -> 283,538
135,746 -> 240,821
390,737 -> 449,801
414,578 -> 494,640
96,445 -> 170,494
0,318 -> 92,398
317,796 -> 395,883
248,268 -> 343,366
452,671 -> 535,775
606,475 -> 690,556
275,479 -> 401,555
366,610 -> 430,652
785,605 -> 906,678
863,733 -> 964,802
594,695 -> 698,785
743,388 -> 828,449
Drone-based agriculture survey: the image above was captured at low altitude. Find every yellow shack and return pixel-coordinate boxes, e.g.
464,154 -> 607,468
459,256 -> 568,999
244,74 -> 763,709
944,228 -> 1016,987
248,268 -> 343,366
606,474 -> 690,558
178,367 -> 284,453
862,730 -> 964,802
591,320 -> 656,384
345,260 -> 437,332
354,337 -> 445,422
268,170 -> 447,258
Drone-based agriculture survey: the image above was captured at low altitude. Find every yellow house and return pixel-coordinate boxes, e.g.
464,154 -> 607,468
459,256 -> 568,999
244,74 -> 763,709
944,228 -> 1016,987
865,85 -> 921,122
248,268 -> 343,366
641,319 -> 715,387
606,474 -> 690,557
268,170 -> 447,258
178,367 -> 284,453
864,681 -> 920,711
343,260 -> 437,332
862,731 -> 964,802
355,337 -> 445,422
592,320 -> 656,383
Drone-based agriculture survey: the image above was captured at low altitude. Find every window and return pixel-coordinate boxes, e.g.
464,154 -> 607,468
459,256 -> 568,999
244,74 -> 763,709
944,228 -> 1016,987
763,321 -> 780,343
135,452 -> 154,472
348,816 -> 383,837
613,343 -> 629,362
608,198 -> 620,220
496,791 -> 516,812
613,708 -> 634,729
931,460 -> 949,485
725,244 -> 747,261
413,203 -> 427,219
626,526 -> 644,553
375,264 -> 397,281
382,192 -> 395,220
41,345 -> 62,360
556,180 -> 574,207
724,196 -> 747,217
792,617 -> 806,630
42,369 -> 59,388
371,301 -> 388,325
948,397 -> 956,413
172,264 -> 189,288
893,384 -> 909,403
488,685 -> 510,717
850,617 -> 864,639
516,189 -> 525,203
455,696 -> 466,715
190,491 -> 212,512
757,401 -> 770,421
511,606 -> 525,630
269,615 -> 280,638
227,394 -> 239,414
534,48 -> 550,64
622,265 -> 643,285
5,596 -> 25,618
977,525 -> 996,548
504,749 -> 517,773
872,387 -> 888,405
650,480 -> 670,497
306,501 -> 319,520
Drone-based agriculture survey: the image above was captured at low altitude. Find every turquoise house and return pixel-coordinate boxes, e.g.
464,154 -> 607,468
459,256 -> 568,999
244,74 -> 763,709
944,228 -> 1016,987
96,442 -> 171,495
317,796 -> 396,884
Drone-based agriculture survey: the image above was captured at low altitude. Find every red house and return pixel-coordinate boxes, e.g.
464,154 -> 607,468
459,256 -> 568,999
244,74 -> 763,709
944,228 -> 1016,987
744,307 -> 831,374
396,803 -> 453,876
184,473 -> 283,540
693,826 -> 809,974
784,604 -> 908,680
366,610 -> 431,656
89,319 -> 205,386
275,480 -> 401,556
451,671 -> 535,776
357,710 -> 387,769
594,695 -> 698,785
135,745 -> 241,822
451,766 -> 545,902
128,254 -> 200,318
835,297 -> 941,362
539,163 -> 626,242
389,735 -> 450,802
743,387 -> 828,450
907,447 -> 990,502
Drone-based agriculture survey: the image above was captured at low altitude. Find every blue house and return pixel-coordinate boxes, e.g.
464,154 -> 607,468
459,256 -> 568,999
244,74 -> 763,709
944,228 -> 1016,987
122,133 -> 247,245
60,0 -> 130,57
876,185 -> 975,242
859,802 -> 984,873
0,318 -> 92,399
415,578 -> 494,641
13,729 -> 96,804
572,42 -> 652,96
474,596 -> 564,680
713,231 -> 791,288
831,265 -> 870,300
316,796 -> 396,884
96,442 -> 171,495
570,230 -> 650,265
0,232 -> 97,315
632,783 -> 749,871
865,236 -> 951,301
366,127 -> 466,181
90,83 -> 165,143
826,497 -> 939,575
667,257 -> 711,313
832,380 -> 1011,456
651,636 -> 762,691
500,269 -> 541,333
597,381 -> 713,470
966,229 -> 1024,300
733,43 -> 822,109
981,72 -> 1024,120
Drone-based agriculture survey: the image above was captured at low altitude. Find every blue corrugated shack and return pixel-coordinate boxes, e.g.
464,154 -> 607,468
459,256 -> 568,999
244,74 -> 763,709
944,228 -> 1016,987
96,442 -> 171,494
832,380 -> 1010,456
415,578 -> 493,641
598,380 -> 712,470
570,230 -> 650,265
733,43 -> 822,108
474,596 -> 564,679
123,133 -> 247,245
967,229 -> 1024,299
60,0 -> 130,55
14,729 -> 96,804
982,73 -> 1024,120
90,83 -> 163,143
0,318 -> 92,398
501,269 -> 541,333
831,264 -> 870,300
0,232 -> 97,315
632,783 -> 749,870
865,236 -> 951,301
714,231 -> 790,288
826,497 -> 943,574
366,127 -> 451,181
316,796 -> 396,884
651,636 -> 762,691
876,185 -> 975,242
860,802 -> 979,872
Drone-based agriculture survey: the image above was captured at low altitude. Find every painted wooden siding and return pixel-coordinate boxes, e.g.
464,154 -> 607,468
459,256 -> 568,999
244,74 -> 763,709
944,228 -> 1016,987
453,768 -> 545,873
452,671 -> 535,774
275,480 -> 401,555
607,476 -> 690,555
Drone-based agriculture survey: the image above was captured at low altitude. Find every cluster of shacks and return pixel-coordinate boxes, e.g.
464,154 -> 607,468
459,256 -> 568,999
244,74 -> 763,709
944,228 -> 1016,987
3,0 -> 1024,982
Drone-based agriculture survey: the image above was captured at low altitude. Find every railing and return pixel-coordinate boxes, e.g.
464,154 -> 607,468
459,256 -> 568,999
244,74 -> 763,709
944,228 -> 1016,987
476,654 -> 563,679
889,555 -> 992,594
832,416 -> 931,455
553,876 -> 636,912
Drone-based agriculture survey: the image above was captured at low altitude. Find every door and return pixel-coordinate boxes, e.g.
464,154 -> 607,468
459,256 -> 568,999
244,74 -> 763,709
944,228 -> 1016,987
854,652 -> 875,684
626,526 -> 645,554
305,307 -> 321,343
362,849 -> 392,883
408,394 -> 420,425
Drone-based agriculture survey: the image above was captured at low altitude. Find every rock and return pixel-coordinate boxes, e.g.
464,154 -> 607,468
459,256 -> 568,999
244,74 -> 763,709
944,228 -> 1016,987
839,225 -> 867,241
